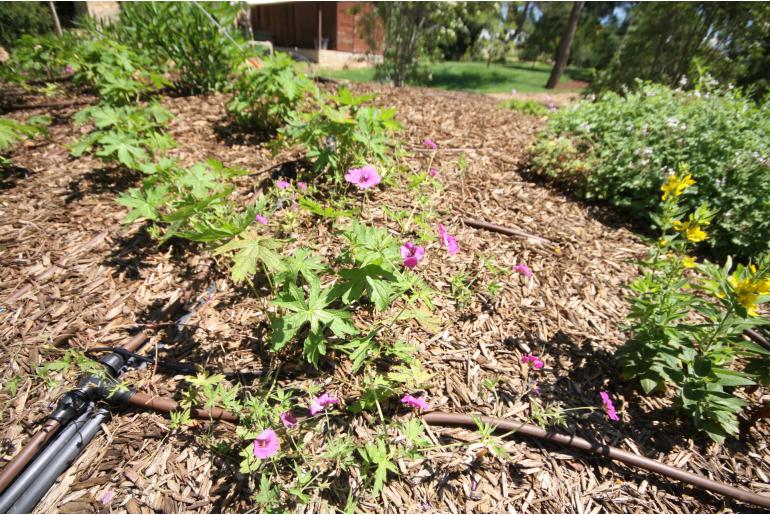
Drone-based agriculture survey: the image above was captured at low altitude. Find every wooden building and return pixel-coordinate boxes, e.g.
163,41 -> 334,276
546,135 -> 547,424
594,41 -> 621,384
248,1 -> 382,66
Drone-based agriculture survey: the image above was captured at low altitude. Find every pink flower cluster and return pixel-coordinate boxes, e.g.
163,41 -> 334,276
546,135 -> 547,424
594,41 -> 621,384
423,139 -> 438,150
275,179 -> 308,191
521,354 -> 544,369
345,165 -> 381,189
600,391 -> 619,421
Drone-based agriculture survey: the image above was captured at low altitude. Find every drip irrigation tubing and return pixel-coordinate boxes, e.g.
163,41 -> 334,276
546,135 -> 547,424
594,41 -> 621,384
0,288 -> 193,503
423,411 -> 770,509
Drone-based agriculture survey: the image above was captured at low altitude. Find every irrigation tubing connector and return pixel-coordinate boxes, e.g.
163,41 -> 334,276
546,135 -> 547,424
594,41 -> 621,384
0,288 -> 197,509
423,411 -> 770,509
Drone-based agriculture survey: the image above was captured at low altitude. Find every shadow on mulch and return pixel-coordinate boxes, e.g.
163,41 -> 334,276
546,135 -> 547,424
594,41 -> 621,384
212,118 -> 276,148
65,165 -> 142,204
0,164 -> 34,191
501,331 -> 762,511
515,163 -> 656,238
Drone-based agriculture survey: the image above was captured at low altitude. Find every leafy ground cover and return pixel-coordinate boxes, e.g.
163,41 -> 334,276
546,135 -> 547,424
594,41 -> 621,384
316,60 -> 589,94
2,78 -> 769,513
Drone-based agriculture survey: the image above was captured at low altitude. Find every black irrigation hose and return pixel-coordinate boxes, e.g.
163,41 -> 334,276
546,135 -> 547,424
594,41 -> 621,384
423,411 -> 770,509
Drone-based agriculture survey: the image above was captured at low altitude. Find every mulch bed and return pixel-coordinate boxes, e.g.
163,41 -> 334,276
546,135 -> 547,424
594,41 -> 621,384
1,83 -> 769,514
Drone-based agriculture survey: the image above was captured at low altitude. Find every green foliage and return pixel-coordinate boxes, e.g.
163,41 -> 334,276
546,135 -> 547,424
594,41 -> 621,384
115,1 -> 245,93
0,115 -> 48,168
283,88 -> 400,182
500,97 -> 548,116
0,2 -> 53,49
618,177 -> 770,443
73,103 -> 175,170
70,38 -> 168,105
531,81 -> 770,260
227,52 -> 317,131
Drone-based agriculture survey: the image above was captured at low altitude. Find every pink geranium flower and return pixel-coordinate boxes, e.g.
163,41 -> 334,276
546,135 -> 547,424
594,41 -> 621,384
400,241 -> 425,269
253,428 -> 280,459
344,165 -> 381,189
428,168 -> 439,177
599,391 -> 619,421
255,214 -> 267,225
401,394 -> 430,411
276,179 -> 290,190
437,224 -> 459,255
65,65 -> 74,74
514,263 -> 533,278
280,411 -> 298,429
309,393 -> 340,415
297,181 -> 308,191
520,354 -> 544,369
423,139 -> 438,150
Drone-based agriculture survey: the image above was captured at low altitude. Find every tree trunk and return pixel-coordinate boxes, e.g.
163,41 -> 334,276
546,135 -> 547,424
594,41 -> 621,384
511,1 -> 531,42
545,1 -> 584,89
47,1 -> 62,36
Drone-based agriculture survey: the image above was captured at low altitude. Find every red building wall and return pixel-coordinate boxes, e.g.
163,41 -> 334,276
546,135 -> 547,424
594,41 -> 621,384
251,1 -> 381,53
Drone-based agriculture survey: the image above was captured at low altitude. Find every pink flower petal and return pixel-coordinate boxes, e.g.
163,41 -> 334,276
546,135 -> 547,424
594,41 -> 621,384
423,139 -> 437,150
438,224 -> 459,255
280,411 -> 298,429
514,264 -> 533,278
599,391 -> 619,421
253,428 -> 280,459
276,180 -> 290,190
297,181 -> 308,191
255,214 -> 267,225
401,394 -> 430,411
428,168 -> 439,177
400,241 -> 425,269
309,393 -> 339,415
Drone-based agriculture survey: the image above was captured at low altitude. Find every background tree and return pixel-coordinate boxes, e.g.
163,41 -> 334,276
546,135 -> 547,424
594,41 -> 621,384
546,1 -> 584,88
358,2 -> 466,86
594,2 -> 770,99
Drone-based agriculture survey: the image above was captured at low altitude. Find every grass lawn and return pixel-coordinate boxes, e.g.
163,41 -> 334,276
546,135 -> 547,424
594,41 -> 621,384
314,60 -> 589,94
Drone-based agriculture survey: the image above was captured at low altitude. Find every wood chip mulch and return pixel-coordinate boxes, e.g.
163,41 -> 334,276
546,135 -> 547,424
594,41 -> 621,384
1,83 -> 768,514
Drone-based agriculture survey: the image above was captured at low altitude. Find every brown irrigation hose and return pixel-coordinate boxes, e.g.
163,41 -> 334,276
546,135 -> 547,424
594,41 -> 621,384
462,217 -> 557,248
127,392 -> 239,424
423,411 -> 770,509
0,419 -> 60,493
744,328 -> 770,353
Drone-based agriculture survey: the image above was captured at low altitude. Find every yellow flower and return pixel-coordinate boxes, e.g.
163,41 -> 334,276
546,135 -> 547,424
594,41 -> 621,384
729,277 -> 759,316
658,238 -> 668,247
672,220 -> 708,242
682,256 -> 696,268
661,173 -> 696,201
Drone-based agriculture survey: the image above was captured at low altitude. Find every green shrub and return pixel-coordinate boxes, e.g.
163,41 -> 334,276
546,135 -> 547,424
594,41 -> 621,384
500,98 -> 548,117
1,32 -> 79,82
227,52 -> 318,131
0,2 -> 53,49
531,81 -> 770,260
115,1 -> 244,93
